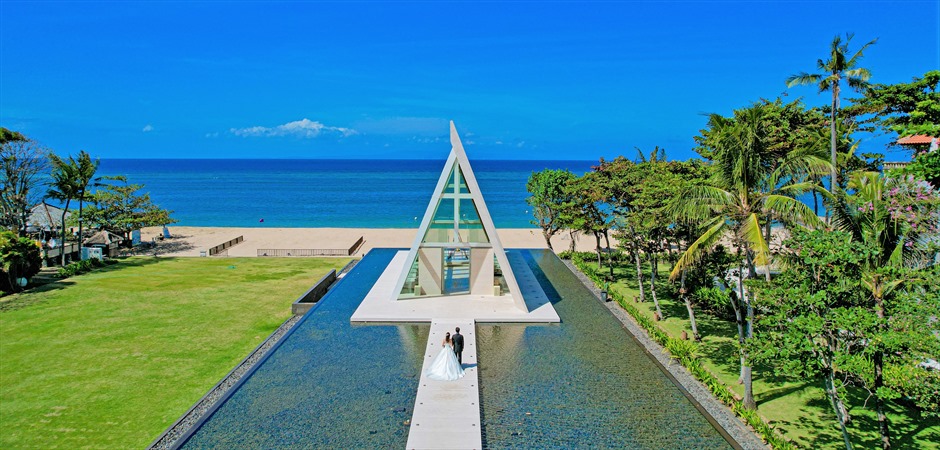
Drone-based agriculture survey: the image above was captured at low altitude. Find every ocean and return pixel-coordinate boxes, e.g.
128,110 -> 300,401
95,159 -> 596,228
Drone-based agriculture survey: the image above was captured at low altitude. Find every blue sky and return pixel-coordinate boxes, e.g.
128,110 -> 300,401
1,1 -> 937,161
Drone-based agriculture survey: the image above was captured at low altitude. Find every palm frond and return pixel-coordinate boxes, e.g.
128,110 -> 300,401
739,212 -> 771,266
763,194 -> 826,230
786,72 -> 821,88
771,154 -> 831,185
777,181 -> 819,196
669,185 -> 735,222
845,37 -> 878,68
669,217 -> 727,281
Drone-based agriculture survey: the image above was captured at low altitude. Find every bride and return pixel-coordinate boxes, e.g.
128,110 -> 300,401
425,332 -> 465,381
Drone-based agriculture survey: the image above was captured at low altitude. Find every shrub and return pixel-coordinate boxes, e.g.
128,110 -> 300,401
1,231 -> 43,293
693,286 -> 736,320
57,258 -> 111,279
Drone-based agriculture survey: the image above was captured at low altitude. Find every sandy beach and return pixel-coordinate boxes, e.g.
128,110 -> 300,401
140,226 -> 608,257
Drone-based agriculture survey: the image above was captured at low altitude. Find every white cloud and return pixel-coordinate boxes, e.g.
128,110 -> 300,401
229,118 -> 357,138
142,124 -> 154,132
205,132 -> 219,138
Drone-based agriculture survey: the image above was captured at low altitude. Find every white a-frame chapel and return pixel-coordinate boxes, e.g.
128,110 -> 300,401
350,121 -> 559,323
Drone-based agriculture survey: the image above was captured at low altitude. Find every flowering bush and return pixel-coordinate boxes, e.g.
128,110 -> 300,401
884,175 -> 940,236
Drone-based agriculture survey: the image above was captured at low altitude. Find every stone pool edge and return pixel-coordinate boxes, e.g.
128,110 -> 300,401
146,314 -> 304,450
562,260 -> 769,450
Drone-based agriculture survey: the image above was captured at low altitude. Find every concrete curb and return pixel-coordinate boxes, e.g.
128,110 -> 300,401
147,314 -> 303,450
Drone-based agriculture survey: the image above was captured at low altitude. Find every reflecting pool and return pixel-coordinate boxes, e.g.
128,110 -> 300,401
477,250 -> 731,448
180,249 -> 428,449
177,249 -> 733,449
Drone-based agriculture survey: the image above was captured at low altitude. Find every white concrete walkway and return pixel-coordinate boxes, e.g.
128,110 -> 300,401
406,319 -> 481,450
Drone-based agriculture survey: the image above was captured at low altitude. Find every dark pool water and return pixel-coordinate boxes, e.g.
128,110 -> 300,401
177,249 -> 731,449
180,249 -> 428,449
476,250 -> 730,449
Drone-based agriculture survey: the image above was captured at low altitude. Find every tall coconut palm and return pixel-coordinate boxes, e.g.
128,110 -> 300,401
47,154 -> 80,266
670,105 -> 828,410
786,33 -> 877,192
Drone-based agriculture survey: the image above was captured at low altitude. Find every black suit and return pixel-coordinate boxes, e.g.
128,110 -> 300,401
452,332 -> 464,364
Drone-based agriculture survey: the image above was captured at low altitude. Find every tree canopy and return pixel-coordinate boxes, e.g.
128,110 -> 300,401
84,176 -> 176,243
847,70 -> 940,139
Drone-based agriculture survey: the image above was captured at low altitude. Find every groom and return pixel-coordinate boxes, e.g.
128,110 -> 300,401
452,327 -> 464,365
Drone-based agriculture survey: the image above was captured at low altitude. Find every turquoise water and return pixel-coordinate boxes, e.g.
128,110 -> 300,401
96,159 -> 594,228
177,249 -> 732,448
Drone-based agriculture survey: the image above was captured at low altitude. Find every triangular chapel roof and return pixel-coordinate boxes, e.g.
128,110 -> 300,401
390,122 -> 527,312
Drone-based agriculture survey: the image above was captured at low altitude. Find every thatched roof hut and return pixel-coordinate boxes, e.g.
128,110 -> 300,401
83,230 -> 124,246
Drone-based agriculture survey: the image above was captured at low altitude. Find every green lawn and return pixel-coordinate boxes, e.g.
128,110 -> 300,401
600,259 -> 940,449
0,256 -> 350,449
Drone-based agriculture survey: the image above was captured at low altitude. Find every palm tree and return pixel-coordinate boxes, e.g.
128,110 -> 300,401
47,154 -> 80,266
786,33 -> 877,192
670,104 -> 828,410
73,151 -> 100,247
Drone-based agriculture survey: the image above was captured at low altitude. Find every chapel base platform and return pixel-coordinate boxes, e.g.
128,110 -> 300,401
350,250 -> 560,323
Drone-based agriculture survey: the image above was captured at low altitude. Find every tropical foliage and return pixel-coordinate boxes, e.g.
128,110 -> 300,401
0,130 -> 48,234
0,231 -> 42,294
787,33 -> 877,191
525,169 -> 575,251
526,35 -> 940,448
84,175 -> 176,244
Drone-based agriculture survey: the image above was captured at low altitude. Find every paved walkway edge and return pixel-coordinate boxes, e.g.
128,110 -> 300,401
562,260 -> 769,450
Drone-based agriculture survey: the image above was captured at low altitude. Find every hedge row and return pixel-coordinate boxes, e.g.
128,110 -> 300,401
57,258 -> 117,278
570,254 -> 795,450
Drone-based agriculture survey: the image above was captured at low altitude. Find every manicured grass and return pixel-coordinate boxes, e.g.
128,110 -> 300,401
596,259 -> 940,449
0,256 -> 350,449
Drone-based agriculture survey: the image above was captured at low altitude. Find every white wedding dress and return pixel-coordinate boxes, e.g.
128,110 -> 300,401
425,343 -> 465,381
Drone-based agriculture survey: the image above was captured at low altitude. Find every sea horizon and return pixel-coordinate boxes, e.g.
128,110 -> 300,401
95,158 -> 597,229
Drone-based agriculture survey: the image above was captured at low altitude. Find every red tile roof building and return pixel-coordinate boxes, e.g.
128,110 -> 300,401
897,135 -> 936,145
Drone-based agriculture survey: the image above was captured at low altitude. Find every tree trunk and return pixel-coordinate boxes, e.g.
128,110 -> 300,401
738,253 -> 757,410
831,84 -> 839,193
874,292 -> 891,450
730,290 -> 746,382
824,354 -> 853,450
813,189 -> 820,217
763,220 -> 772,282
77,194 -> 84,254
594,232 -> 602,270
649,252 -> 663,319
633,243 -> 646,302
741,364 -> 757,410
542,229 -> 555,252
732,247 -> 746,382
680,268 -> 699,340
568,229 -> 577,254
59,199 -> 71,266
603,230 -> 613,279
